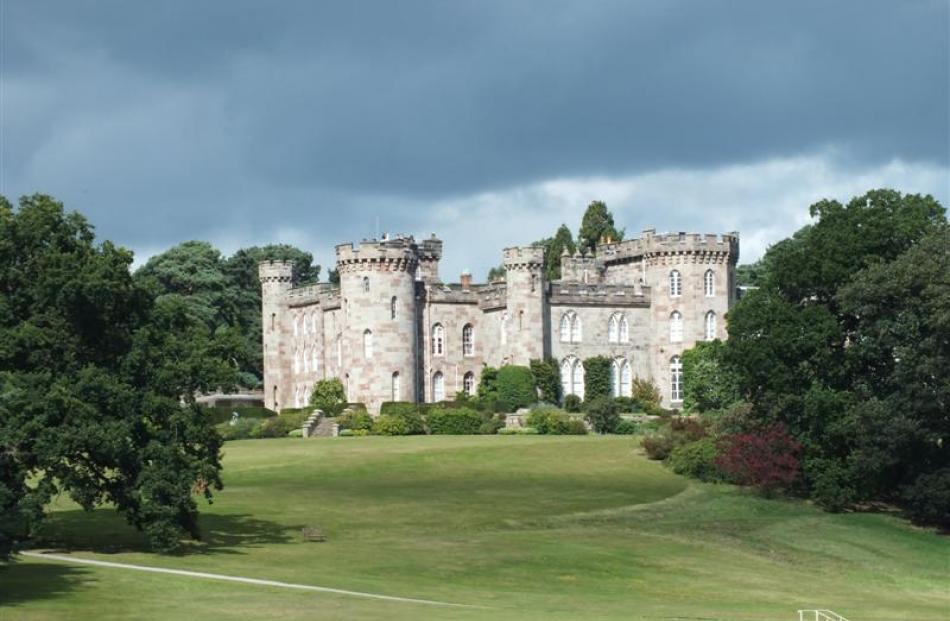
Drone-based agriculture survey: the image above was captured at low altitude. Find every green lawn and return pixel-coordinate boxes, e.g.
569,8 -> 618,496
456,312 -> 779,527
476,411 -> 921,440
2,436 -> 947,620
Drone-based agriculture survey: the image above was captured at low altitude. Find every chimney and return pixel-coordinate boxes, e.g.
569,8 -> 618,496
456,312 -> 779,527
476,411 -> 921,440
460,270 -> 472,290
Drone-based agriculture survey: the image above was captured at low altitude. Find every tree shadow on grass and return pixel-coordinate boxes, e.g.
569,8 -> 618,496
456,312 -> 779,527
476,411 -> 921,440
0,560 -> 91,608
31,509 -> 302,557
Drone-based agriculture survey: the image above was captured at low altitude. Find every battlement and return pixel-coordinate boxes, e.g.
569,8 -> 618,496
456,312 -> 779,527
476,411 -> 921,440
478,283 -> 508,310
599,229 -> 739,264
335,235 -> 421,272
549,283 -> 651,308
258,260 -> 294,283
503,246 -> 544,270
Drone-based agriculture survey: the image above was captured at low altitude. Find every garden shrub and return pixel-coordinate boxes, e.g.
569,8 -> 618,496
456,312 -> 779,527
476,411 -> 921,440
309,378 -> 347,417
477,367 -> 500,402
715,423 -> 802,494
379,402 -> 425,434
681,341 -> 742,413
529,358 -> 561,404
204,405 -> 275,425
615,419 -> 639,435
256,409 -> 310,438
478,415 -> 505,435
518,427 -> 539,435
287,428 -> 303,438
372,414 -> 409,436
582,357 -> 612,402
495,366 -> 538,412
613,397 -> 637,413
901,468 -> 950,528
630,378 -> 662,405
563,394 -> 582,413
641,433 -> 675,460
337,409 -> 374,431
216,418 -> 259,441
426,408 -> 483,435
669,438 -> 722,481
497,427 -> 517,435
641,416 -> 709,459
526,408 -> 587,435
584,396 -> 621,433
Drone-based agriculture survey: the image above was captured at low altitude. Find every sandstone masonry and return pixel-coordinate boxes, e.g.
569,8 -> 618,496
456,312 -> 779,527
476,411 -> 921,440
260,229 -> 738,413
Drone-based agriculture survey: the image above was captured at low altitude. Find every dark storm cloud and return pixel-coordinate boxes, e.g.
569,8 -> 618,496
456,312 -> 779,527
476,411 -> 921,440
1,0 -> 947,273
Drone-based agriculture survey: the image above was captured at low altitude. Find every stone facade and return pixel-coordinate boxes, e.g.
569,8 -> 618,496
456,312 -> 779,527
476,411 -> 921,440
260,229 -> 738,413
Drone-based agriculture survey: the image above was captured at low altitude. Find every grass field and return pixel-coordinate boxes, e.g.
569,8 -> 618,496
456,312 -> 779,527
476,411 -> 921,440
1,436 -> 947,620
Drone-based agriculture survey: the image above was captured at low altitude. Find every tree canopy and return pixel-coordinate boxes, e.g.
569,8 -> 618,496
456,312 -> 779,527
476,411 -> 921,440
0,194 -> 240,556
578,201 -> 623,254
716,189 -> 949,525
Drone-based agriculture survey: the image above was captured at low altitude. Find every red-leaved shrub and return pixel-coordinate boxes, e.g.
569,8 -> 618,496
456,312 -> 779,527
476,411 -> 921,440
715,424 -> 802,494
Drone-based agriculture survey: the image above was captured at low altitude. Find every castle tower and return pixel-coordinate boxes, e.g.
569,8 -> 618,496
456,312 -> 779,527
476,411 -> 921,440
336,238 -> 419,413
259,260 -> 294,411
638,230 -> 739,406
503,246 -> 547,364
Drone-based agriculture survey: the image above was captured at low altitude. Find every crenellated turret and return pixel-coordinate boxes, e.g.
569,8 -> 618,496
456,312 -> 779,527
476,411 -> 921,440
502,246 -> 547,363
259,260 -> 294,411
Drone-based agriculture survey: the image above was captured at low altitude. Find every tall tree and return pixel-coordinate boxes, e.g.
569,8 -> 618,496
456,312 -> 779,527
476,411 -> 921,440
534,224 -> 576,281
0,194 -> 239,556
721,189 -> 948,524
578,201 -> 623,255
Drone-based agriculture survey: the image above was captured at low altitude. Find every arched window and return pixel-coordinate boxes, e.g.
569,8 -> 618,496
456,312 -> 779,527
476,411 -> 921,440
293,316 -> 300,337
704,311 -> 716,341
462,324 -> 474,356
362,276 -> 370,293
363,329 -> 373,358
670,270 -> 682,297
303,346 -> 310,372
561,356 -> 585,398
390,296 -> 397,320
571,313 -> 582,343
560,312 -> 572,342
432,371 -> 445,402
611,358 -> 632,397
432,324 -> 444,356
270,312 -> 276,331
463,372 -> 475,395
302,314 -> 309,335
670,311 -> 683,343
392,372 -> 400,401
294,386 -> 302,408
312,347 -> 319,373
608,313 -> 628,343
670,356 -> 683,402
518,310 -> 524,331
311,312 -> 318,334
704,269 -> 715,297
293,348 -> 300,374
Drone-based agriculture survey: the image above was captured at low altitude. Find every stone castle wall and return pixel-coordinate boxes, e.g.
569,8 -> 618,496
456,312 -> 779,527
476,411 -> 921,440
261,230 -> 738,413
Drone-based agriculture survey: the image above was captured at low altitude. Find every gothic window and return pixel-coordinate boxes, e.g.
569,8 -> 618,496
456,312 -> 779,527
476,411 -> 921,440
705,311 -> 716,341
561,355 -> 585,398
670,356 -> 683,402
303,346 -> 310,372
392,371 -> 400,401
302,315 -> 308,335
463,372 -> 475,395
670,311 -> 683,343
462,324 -> 474,357
704,269 -> 715,297
670,270 -> 682,297
608,313 -> 628,344
433,371 -> 445,402
560,313 -> 572,342
293,316 -> 300,337
312,347 -> 319,373
571,313 -> 582,343
362,276 -> 370,293
432,324 -> 444,356
611,358 -> 631,397
294,386 -> 302,408
391,296 -> 397,320
363,329 -> 373,359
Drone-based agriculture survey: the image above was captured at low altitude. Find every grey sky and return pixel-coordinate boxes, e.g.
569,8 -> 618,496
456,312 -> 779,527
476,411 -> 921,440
2,0 -> 948,279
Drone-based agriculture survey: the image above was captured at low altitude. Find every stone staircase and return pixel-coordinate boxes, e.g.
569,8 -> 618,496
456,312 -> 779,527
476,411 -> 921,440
301,410 -> 338,438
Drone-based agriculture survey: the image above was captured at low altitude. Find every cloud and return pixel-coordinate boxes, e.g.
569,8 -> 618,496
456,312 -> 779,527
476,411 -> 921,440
2,1 -> 947,280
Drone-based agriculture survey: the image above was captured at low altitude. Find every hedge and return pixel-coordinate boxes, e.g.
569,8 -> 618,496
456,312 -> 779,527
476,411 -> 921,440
495,365 -> 537,412
205,405 -> 275,425
582,356 -> 612,402
426,408 -> 484,435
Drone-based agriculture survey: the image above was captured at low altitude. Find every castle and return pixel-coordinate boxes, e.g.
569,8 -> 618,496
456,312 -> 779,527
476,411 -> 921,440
259,229 -> 739,413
